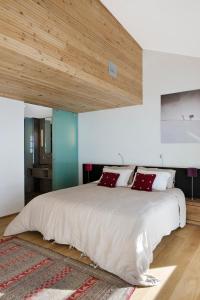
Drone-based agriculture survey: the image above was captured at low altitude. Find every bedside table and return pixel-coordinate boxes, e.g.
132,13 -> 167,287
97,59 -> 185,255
186,198 -> 200,225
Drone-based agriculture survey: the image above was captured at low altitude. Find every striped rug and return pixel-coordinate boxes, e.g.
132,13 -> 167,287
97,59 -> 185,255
0,237 -> 135,299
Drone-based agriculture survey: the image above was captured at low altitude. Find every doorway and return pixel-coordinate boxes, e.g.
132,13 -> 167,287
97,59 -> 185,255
24,104 -> 52,204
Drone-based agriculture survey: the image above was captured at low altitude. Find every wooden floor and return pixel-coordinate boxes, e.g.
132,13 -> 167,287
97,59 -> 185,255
0,215 -> 200,300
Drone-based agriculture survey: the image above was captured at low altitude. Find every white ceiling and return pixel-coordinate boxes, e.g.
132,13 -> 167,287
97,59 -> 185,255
101,0 -> 200,58
24,103 -> 52,119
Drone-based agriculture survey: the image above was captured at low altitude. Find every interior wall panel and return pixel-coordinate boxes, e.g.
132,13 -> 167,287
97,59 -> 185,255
0,98 -> 24,217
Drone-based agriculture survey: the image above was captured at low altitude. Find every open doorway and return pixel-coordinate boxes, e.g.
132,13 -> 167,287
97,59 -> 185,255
24,104 -> 52,204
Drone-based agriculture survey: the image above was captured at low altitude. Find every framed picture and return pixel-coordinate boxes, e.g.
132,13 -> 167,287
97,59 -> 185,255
161,89 -> 200,143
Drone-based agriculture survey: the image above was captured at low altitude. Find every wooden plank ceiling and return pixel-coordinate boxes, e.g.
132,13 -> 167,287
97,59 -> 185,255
0,0 -> 143,112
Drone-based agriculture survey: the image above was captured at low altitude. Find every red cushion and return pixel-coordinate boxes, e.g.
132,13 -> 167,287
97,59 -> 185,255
131,172 -> 156,192
98,172 -> 120,188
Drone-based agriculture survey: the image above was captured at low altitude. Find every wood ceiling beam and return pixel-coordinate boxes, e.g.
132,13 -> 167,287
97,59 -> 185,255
0,0 -> 142,112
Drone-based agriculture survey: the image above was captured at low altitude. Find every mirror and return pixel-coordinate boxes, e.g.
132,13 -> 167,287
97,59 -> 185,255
40,118 -> 52,155
44,118 -> 52,154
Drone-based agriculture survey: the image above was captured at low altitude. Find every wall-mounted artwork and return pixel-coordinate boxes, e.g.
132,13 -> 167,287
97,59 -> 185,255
161,90 -> 200,143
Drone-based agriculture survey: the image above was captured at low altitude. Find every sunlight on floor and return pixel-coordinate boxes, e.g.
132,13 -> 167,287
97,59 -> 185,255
31,288 -> 75,299
134,265 -> 177,300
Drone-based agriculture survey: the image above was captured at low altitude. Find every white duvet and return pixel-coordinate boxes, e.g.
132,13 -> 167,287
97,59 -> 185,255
4,183 -> 186,286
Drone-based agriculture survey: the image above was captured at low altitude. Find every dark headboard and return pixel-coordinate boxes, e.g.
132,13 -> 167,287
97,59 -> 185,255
83,164 -> 200,198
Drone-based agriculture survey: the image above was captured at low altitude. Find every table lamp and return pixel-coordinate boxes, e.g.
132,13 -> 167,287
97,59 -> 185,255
187,168 -> 198,200
85,164 -> 93,183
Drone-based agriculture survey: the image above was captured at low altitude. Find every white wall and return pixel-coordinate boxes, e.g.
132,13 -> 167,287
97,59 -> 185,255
0,98 -> 24,217
78,50 -> 200,182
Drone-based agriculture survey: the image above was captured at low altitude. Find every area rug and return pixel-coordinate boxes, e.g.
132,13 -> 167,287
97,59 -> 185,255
0,237 -> 135,299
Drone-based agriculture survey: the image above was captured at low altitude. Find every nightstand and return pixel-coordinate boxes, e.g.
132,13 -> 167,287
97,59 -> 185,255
186,198 -> 200,226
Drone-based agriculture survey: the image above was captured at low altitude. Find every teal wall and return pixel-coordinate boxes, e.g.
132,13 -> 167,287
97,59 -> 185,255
52,110 -> 78,190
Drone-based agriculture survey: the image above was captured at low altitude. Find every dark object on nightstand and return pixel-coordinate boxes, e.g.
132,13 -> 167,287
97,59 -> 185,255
187,168 -> 198,200
84,164 -> 93,183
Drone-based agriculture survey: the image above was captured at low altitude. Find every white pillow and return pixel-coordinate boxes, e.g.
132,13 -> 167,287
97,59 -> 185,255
137,168 -> 171,191
103,165 -> 136,185
102,167 -> 134,187
138,167 -> 176,189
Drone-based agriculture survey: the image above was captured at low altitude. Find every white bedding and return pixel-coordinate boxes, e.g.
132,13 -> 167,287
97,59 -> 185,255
4,183 -> 186,286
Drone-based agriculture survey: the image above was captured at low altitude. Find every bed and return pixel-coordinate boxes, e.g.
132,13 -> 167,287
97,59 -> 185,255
4,182 -> 186,286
